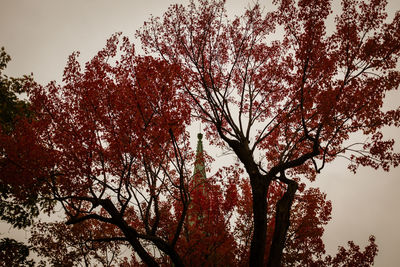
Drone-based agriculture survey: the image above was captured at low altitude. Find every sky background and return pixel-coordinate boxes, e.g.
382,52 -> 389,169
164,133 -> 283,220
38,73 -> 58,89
1,0 -> 399,266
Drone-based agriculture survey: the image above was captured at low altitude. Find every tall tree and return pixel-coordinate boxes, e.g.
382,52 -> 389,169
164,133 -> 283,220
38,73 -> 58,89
0,0 -> 399,266
1,35 -> 194,267
137,0 -> 400,265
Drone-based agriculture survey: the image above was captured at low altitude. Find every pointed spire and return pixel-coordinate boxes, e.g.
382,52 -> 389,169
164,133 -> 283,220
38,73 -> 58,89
193,133 -> 206,183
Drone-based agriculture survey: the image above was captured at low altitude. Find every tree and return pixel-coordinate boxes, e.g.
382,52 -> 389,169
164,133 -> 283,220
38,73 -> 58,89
137,0 -> 400,265
0,47 -> 44,266
0,47 -> 30,133
0,0 -> 399,266
0,47 -> 49,230
1,35 -> 194,267
0,238 -> 35,267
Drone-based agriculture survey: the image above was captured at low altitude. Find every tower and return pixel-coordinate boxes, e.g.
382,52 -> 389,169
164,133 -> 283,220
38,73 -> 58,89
193,133 -> 206,187
188,133 -> 208,226
184,133 -> 236,265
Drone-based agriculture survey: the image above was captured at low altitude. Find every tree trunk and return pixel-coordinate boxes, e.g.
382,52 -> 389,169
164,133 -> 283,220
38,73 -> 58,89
267,179 -> 298,267
224,139 -> 270,267
249,177 -> 269,267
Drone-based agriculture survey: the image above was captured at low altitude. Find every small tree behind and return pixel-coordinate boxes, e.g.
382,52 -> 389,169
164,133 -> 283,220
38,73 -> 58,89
137,0 -> 400,265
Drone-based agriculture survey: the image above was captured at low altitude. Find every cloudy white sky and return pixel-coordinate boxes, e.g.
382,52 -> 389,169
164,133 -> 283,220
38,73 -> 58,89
1,0 -> 399,266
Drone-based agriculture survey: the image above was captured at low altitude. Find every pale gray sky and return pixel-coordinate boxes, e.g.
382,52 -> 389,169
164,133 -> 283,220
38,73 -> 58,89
1,0 -> 399,266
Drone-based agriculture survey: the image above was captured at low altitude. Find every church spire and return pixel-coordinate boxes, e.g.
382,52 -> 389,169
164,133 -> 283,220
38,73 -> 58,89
188,132 -> 208,226
193,133 -> 206,183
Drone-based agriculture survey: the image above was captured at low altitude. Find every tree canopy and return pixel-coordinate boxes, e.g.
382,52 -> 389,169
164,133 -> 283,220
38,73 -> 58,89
1,0 -> 399,266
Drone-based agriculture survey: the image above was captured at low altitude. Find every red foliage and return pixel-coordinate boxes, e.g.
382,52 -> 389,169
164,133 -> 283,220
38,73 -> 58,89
137,0 -> 398,264
1,34 -> 194,266
1,0 -> 398,266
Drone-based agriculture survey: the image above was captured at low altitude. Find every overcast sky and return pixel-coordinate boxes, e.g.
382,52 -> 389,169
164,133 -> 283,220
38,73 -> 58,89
1,0 -> 400,266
